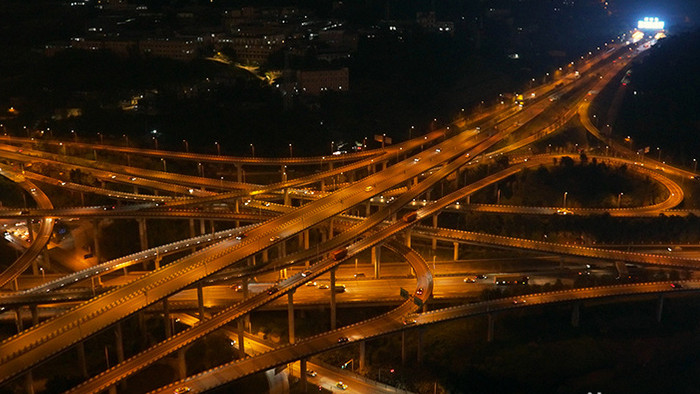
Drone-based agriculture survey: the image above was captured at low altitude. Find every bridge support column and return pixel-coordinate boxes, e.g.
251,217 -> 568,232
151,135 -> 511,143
77,341 -> 88,378
284,188 -> 290,206
29,305 -> 38,327
359,340 -> 366,371
177,348 -> 187,380
365,201 -> 371,216
154,256 -> 161,270
432,215 -> 438,250
330,267 -> 337,330
210,220 -> 215,234
571,303 -> 580,328
138,218 -> 148,254
320,178 -> 325,192
287,290 -> 295,344
163,298 -> 172,338
199,219 -> 206,235
188,219 -> 196,243
237,318 -> 246,355
401,330 -> 406,365
42,247 -> 51,270
93,219 -> 102,263
405,229 -> 411,248
197,282 -> 205,320
262,249 -> 269,263
303,230 -> 310,268
24,371 -> 34,394
236,164 -> 242,183
487,313 -> 496,342
372,245 -> 381,279
656,295 -> 664,323
14,308 -> 23,333
328,218 -> 334,239
453,242 -> 459,261
115,322 -> 127,390
300,358 -> 308,391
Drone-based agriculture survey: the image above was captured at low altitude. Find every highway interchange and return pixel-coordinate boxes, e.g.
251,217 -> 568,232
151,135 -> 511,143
1,36 -> 699,393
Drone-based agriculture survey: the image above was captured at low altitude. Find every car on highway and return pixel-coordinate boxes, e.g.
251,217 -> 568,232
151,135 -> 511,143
235,233 -> 246,240
318,284 -> 329,289
301,270 -> 312,277
354,272 -> 365,278
336,382 -> 348,390
364,185 -> 374,192
337,336 -> 349,343
476,274 -> 488,279
173,387 -> 191,394
269,236 -> 280,242
413,158 -> 420,162
267,287 -> 279,295
464,276 -> 477,283
306,281 -> 317,287
671,283 -> 683,289
556,208 -> 573,215
403,318 -> 417,326
306,370 -> 317,377
416,287 -> 424,295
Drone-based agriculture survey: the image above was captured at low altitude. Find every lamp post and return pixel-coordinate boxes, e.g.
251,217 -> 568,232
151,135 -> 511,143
289,143 -> 293,157
183,139 -> 189,152
153,136 -> 159,150
331,141 -> 334,154
694,159 -> 697,173
657,147 -> 661,161
563,192 -> 568,208
618,192 -> 623,208
250,144 -> 255,157
215,141 -> 221,155
123,134 -> 129,147
71,129 -> 77,142
39,267 -> 45,282
97,132 -> 103,145
161,158 -> 167,172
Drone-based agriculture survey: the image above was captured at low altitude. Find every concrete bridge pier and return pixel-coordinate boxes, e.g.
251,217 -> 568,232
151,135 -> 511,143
77,341 -> 88,378
163,298 -> 172,338
197,282 -> 205,320
287,290 -> 295,344
328,218 -> 334,240
453,242 -> 459,261
300,358 -> 308,391
330,267 -> 337,330
359,340 -> 366,371
656,294 -> 664,323
571,302 -> 580,328
199,219 -> 206,235
237,318 -> 246,355
432,215 -> 439,250
24,371 -> 34,394
487,313 -> 496,342
14,308 -> 23,333
236,164 -> 243,183
371,245 -> 381,279
365,200 -> 371,216
189,219 -> 196,252
30,305 -> 38,327
177,348 -> 187,380
137,219 -> 148,259
284,188 -> 290,205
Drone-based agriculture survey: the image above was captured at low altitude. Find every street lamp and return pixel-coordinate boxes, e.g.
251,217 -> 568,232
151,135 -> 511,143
289,143 -> 293,157
250,144 -> 255,157
123,134 -> 129,147
97,132 -> 103,144
39,267 -> 45,281
694,159 -> 698,173
71,129 -> 77,142
618,192 -> 623,208
563,192 -> 568,208
656,147 -> 661,161
183,139 -> 189,152
153,136 -> 159,150
215,141 -> 221,155
161,158 -> 167,172
331,141 -> 334,154
198,162 -> 203,177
